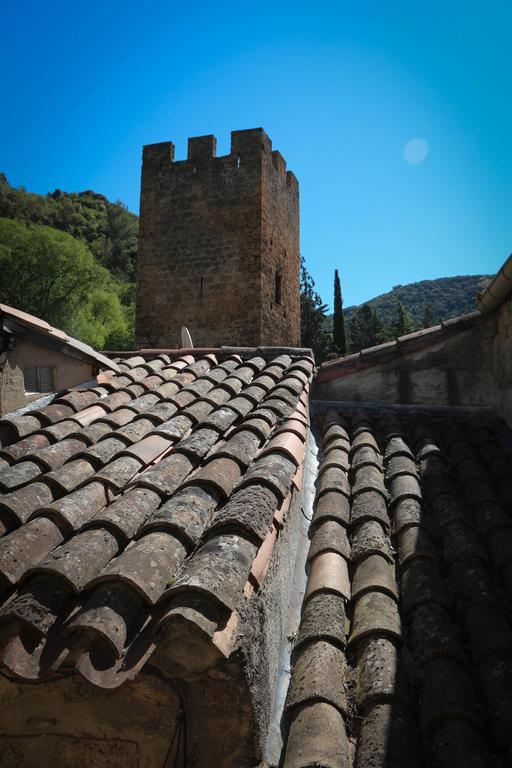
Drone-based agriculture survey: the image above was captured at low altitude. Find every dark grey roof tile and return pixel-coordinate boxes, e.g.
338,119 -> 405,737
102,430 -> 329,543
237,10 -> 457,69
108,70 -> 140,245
210,484 -> 279,542
350,490 -> 390,529
295,592 -> 347,652
37,481 -> 110,531
141,485 -> 219,544
30,529 -> 119,592
354,704 -> 419,768
283,701 -> 349,768
89,532 -> 187,603
86,486 -> 161,542
163,532 -> 257,612
134,452 -> 194,496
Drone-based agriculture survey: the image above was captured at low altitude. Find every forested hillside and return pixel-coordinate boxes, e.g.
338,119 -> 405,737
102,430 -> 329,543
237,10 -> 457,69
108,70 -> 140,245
343,274 -> 491,326
0,174 -> 136,349
0,174 -> 493,358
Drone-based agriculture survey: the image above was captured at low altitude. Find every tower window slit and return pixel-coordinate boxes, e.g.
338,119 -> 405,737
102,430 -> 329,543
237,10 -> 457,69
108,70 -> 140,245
275,271 -> 282,305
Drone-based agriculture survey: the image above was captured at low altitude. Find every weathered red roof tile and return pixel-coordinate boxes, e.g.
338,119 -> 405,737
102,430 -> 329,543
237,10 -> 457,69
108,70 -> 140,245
0,481 -> 54,527
283,701 -> 349,768
0,459 -> 45,491
349,591 -> 401,646
0,432 -> 51,464
307,520 -> 350,562
141,485 -> 219,544
0,516 -> 64,588
240,452 -> 297,501
351,554 -> 398,601
285,640 -> 348,716
305,551 -> 350,601
259,430 -> 305,466
65,582 -> 146,658
311,490 -> 350,528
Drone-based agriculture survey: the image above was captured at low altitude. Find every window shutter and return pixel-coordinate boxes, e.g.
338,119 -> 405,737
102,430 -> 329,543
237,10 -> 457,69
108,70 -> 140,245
39,367 -> 55,392
23,368 -> 38,392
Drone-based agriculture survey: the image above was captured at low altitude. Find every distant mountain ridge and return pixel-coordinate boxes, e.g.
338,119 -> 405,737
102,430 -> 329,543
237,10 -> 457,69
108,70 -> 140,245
342,274 -> 492,326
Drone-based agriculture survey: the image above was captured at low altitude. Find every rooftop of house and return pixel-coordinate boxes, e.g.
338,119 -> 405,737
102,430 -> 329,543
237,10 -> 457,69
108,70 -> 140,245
0,302 -> 120,373
281,403 -> 512,766
2,254 -> 512,766
0,348 -> 313,689
319,251 -> 512,384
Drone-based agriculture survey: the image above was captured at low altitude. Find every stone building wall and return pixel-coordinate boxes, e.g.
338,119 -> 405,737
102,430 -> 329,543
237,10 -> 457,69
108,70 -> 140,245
490,292 -> 512,426
0,341 -> 94,415
315,316 -> 497,408
136,128 -> 300,348
0,354 -> 25,416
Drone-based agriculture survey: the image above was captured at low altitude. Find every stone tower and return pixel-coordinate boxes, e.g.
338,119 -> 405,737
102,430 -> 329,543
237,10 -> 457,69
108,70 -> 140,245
136,128 -> 300,348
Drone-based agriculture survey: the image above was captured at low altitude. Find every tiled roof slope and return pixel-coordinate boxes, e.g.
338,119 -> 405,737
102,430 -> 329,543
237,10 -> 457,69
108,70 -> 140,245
0,349 -> 313,688
317,311 -> 485,383
0,302 -> 119,373
282,406 -> 512,768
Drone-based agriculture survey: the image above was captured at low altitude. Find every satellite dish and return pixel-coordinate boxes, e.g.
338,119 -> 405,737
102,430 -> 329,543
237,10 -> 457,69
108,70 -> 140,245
181,326 -> 193,349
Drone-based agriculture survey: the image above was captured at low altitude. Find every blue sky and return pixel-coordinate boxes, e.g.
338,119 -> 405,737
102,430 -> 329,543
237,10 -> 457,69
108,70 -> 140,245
2,1 -> 511,309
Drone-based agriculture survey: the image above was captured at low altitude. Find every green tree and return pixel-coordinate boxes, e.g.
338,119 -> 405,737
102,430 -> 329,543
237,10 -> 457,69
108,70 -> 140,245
300,257 -> 331,362
392,299 -> 416,338
422,303 -> 435,328
70,286 -> 134,350
348,304 -> 383,352
0,175 -> 138,283
0,217 -> 135,349
0,218 -> 102,326
332,269 -> 347,355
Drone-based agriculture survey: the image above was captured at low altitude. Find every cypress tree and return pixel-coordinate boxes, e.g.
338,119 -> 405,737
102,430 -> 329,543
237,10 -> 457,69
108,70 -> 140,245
392,299 -> 415,338
333,269 -> 347,355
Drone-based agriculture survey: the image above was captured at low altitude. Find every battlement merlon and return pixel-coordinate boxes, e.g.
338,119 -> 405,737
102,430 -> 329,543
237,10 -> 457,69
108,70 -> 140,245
142,141 -> 175,165
286,170 -> 299,194
188,134 -> 217,160
272,150 -> 287,176
230,128 -> 272,159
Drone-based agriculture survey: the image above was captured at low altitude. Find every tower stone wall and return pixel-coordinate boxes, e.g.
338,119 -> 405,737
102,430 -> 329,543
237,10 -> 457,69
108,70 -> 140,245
136,128 -> 300,348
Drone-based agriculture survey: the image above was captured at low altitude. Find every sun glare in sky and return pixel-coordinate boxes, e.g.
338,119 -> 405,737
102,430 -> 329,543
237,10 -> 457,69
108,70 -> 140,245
404,138 -> 429,165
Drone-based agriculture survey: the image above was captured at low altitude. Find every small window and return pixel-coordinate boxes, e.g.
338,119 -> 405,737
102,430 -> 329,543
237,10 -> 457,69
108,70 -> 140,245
200,276 -> 204,298
275,271 -> 282,305
23,366 -> 55,393
23,367 -> 38,392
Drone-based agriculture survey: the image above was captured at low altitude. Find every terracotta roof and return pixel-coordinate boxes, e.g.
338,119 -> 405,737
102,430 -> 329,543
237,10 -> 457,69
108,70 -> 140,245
0,349 -> 313,688
317,311 -> 485,383
282,404 -> 512,766
0,302 -> 119,373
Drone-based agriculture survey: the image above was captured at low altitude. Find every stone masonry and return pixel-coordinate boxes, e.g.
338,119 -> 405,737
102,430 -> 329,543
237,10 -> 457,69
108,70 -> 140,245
136,128 -> 300,348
